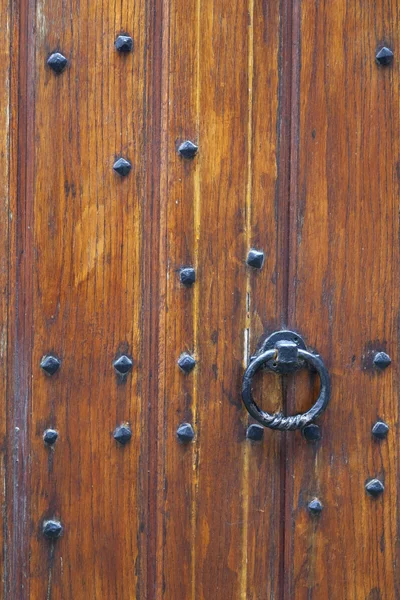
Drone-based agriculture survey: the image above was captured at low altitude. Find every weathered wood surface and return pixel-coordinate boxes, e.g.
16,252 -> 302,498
3,0 -> 400,598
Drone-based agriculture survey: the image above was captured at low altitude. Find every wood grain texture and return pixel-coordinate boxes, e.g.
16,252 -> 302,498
286,1 -> 400,598
5,0 -> 400,597
16,0 -> 156,596
158,0 -> 286,598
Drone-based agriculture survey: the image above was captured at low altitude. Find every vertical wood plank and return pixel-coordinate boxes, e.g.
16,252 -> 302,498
159,0 -> 287,597
23,0 -> 154,596
286,1 -> 400,598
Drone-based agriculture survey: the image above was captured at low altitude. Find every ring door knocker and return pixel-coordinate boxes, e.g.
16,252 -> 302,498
242,330 -> 331,431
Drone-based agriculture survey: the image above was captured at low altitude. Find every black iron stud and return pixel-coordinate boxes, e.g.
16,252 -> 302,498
40,355 -> 61,376
43,429 -> 58,445
376,47 -> 394,66
113,424 -> 132,445
308,498 -> 323,514
372,420 -> 389,440
113,157 -> 132,177
43,519 -> 63,540
246,249 -> 264,269
47,52 -> 68,74
180,267 -> 196,286
115,35 -> 133,53
373,351 -> 391,370
178,140 -> 198,159
365,478 -> 384,497
113,355 -> 133,375
302,423 -> 321,442
178,352 -> 196,374
246,424 -> 264,442
176,422 -> 195,443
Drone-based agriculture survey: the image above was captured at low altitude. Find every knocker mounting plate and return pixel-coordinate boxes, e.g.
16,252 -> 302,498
256,329 -> 307,374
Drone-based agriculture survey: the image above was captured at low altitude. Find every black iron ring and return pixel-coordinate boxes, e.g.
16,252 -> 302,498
242,348 -> 331,431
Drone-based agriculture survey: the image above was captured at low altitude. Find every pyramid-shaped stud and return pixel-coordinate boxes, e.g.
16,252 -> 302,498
113,355 -> 133,375
246,424 -> 264,442
372,420 -> 389,439
179,267 -> 196,286
113,157 -> 132,177
176,423 -> 195,443
177,352 -> 196,374
365,478 -> 384,497
113,424 -> 132,445
376,46 -> 394,66
40,355 -> 61,376
43,519 -> 63,540
308,498 -> 323,514
246,249 -> 264,269
43,429 -> 59,445
373,351 -> 391,370
178,140 -> 198,159
115,35 -> 133,53
47,52 -> 68,74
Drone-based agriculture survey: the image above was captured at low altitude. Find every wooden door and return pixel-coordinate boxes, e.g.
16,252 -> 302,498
2,0 -> 400,598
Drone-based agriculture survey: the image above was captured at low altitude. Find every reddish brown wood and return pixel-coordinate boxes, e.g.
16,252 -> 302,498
286,1 -> 400,598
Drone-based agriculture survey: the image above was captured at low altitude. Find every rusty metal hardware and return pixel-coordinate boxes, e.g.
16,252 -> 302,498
242,330 -> 331,431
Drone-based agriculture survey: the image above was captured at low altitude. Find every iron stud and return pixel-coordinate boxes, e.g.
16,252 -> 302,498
302,423 -> 321,442
372,420 -> 389,440
246,249 -> 264,269
115,35 -> 133,53
246,424 -> 264,441
178,352 -> 196,374
178,140 -> 198,159
176,423 -> 195,443
113,424 -> 132,445
365,478 -> 384,497
47,52 -> 68,74
43,429 -> 58,445
180,267 -> 196,286
40,355 -> 61,376
376,47 -> 394,66
308,498 -> 323,514
113,355 -> 133,375
373,352 -> 391,370
113,157 -> 132,177
43,519 -> 63,540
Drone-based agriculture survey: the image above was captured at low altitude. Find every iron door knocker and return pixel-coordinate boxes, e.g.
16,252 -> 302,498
242,330 -> 331,431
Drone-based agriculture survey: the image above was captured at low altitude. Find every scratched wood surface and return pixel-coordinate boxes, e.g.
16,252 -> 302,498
5,0 -> 400,597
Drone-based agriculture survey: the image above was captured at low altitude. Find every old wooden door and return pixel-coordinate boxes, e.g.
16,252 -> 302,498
2,0 -> 400,597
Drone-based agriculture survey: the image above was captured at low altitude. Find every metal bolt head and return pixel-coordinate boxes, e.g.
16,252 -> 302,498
177,423 -> 195,443
302,423 -> 321,442
178,140 -> 198,159
180,267 -> 196,286
115,35 -> 133,53
43,429 -> 58,445
365,478 -> 384,497
113,424 -> 132,445
246,249 -> 264,269
40,355 -> 61,376
372,420 -> 389,440
113,157 -> 132,177
43,519 -> 63,540
246,424 -> 264,441
308,498 -> 323,514
47,52 -> 68,74
113,355 -> 133,375
177,352 -> 196,374
376,46 -> 394,66
373,351 -> 391,370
